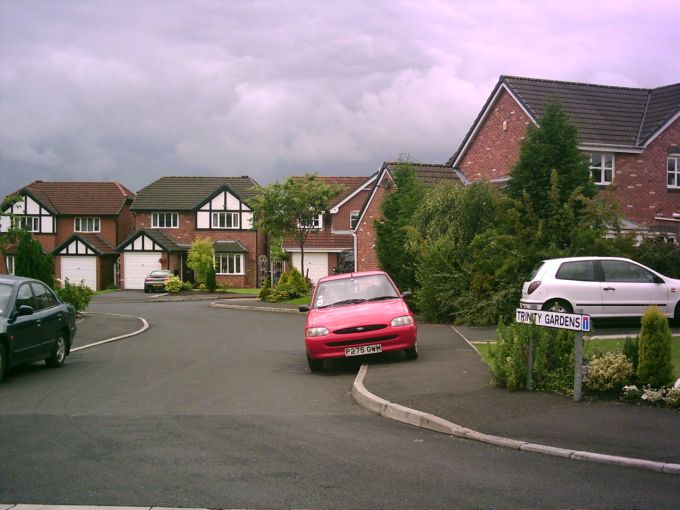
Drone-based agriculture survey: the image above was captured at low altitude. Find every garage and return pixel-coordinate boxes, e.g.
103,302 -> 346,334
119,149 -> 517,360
292,252 -> 328,284
123,252 -> 162,289
61,256 -> 97,289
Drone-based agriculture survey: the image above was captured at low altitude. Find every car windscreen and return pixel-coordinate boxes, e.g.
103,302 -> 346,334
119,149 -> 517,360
0,283 -> 12,316
313,274 -> 398,309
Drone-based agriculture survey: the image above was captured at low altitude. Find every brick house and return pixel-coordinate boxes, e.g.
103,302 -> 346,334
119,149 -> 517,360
0,181 -> 136,289
118,176 -> 263,289
282,175 -> 376,283
354,162 -> 465,272
448,75 -> 680,239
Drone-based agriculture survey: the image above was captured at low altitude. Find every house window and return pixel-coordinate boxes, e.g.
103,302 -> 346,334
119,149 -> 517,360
590,152 -> 614,185
215,253 -> 243,274
299,213 -> 323,230
152,212 -> 178,228
5,255 -> 14,275
350,210 -> 360,229
212,212 -> 240,229
75,217 -> 100,232
668,156 -> 680,189
14,216 -> 39,232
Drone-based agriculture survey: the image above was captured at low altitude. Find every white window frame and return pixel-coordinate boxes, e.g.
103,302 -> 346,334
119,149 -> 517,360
14,216 -> 39,232
215,253 -> 244,275
589,152 -> 615,186
668,156 -> 680,190
211,212 -> 240,229
74,216 -> 101,233
299,213 -> 323,230
6,255 -> 14,275
350,210 -> 360,229
152,212 -> 179,228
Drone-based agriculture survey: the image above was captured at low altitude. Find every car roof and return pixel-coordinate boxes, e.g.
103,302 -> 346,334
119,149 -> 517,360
542,256 -> 634,264
0,274 -> 34,285
317,270 -> 388,283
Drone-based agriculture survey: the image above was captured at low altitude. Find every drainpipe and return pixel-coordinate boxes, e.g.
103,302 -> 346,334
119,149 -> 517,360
352,231 -> 358,272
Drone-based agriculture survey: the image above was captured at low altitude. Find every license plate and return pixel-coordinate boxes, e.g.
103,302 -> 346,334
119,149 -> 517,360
154,283 -> 164,287
345,344 -> 382,357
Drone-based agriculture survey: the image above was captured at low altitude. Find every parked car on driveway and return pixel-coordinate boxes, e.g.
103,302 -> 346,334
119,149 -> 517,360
299,270 -> 417,372
520,257 -> 680,319
0,275 -> 77,381
144,269 -> 174,293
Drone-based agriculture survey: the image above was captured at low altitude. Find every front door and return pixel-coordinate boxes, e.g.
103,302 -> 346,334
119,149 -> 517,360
599,260 -> 669,317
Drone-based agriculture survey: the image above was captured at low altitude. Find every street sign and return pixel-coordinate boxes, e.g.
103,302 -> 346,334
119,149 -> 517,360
515,308 -> 590,332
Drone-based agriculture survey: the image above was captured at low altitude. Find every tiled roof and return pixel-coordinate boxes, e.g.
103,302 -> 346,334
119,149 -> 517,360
117,228 -> 187,252
214,240 -> 248,253
53,233 -> 118,256
317,176 -> 371,207
282,231 -> 354,250
131,176 -> 260,211
448,76 -> 680,165
9,181 -> 135,215
384,162 -> 463,186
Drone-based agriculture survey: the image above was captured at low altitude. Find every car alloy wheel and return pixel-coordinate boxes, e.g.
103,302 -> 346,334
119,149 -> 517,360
46,333 -> 67,368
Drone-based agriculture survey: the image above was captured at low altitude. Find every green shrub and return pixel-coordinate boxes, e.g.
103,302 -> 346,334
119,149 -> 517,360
56,279 -> 94,313
181,281 -> 193,291
490,322 -> 573,392
258,277 -> 272,300
622,336 -> 639,373
262,268 -> 310,302
637,306 -> 674,387
217,281 -> 230,291
584,352 -> 633,392
164,275 -> 183,293
206,264 -> 217,292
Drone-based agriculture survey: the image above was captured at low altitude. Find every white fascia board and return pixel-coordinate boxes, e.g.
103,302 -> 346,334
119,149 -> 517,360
654,216 -> 680,223
579,144 -> 643,154
283,247 -> 347,253
353,165 -> 392,231
643,110 -> 680,147
451,82 -> 538,169
330,174 -> 378,214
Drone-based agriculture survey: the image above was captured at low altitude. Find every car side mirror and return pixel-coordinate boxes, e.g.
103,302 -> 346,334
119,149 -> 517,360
400,291 -> 412,299
17,305 -> 34,317
299,305 -> 309,313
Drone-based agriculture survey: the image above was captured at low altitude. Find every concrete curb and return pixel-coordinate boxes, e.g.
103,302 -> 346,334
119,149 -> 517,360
71,312 -> 149,352
352,364 -> 680,476
209,301 -> 302,314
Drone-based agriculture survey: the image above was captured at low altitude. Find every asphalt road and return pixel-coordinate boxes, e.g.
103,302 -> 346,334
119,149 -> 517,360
1,300 -> 679,509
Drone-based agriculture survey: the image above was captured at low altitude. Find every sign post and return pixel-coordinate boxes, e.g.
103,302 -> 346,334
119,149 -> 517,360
515,308 -> 590,402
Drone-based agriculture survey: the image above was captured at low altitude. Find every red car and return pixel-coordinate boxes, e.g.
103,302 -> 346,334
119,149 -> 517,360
299,271 -> 418,372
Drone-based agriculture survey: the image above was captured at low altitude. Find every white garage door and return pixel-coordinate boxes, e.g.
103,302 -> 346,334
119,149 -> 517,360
292,252 -> 328,284
124,252 -> 162,289
61,256 -> 97,290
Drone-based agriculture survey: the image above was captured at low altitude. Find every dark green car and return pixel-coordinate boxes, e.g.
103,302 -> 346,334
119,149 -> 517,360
0,275 -> 77,381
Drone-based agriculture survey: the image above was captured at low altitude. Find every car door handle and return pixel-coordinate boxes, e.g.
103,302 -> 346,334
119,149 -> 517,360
603,287 -> 616,291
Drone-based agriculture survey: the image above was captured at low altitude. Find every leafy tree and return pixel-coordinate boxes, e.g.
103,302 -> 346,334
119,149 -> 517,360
0,195 -> 23,267
14,229 -> 54,287
187,237 -> 215,285
250,174 -> 345,278
375,162 -> 424,291
506,102 -> 596,216
205,263 -> 217,292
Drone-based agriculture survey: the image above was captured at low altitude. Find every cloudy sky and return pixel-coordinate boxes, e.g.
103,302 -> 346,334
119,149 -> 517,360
0,0 -> 678,197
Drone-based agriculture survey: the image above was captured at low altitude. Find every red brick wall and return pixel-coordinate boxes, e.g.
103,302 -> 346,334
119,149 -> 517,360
356,178 -> 391,272
117,200 -> 136,244
612,117 -> 680,225
334,189 -> 370,230
457,88 -> 534,182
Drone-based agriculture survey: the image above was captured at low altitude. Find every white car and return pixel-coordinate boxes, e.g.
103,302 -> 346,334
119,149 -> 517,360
520,257 -> 680,319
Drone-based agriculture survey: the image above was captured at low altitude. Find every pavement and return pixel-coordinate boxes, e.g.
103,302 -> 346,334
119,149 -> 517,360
46,298 -> 680,477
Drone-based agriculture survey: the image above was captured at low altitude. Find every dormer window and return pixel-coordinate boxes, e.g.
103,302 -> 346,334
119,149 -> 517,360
152,212 -> 178,228
212,212 -> 240,229
350,210 -> 360,229
590,152 -> 614,185
299,213 -> 323,230
75,217 -> 100,233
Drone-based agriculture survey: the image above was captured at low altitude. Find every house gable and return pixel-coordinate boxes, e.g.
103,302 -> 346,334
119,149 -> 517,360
0,191 -> 56,234
196,185 -> 254,230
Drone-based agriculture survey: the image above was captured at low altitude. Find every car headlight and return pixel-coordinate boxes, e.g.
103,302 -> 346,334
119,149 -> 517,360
306,327 -> 329,337
391,315 -> 414,327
